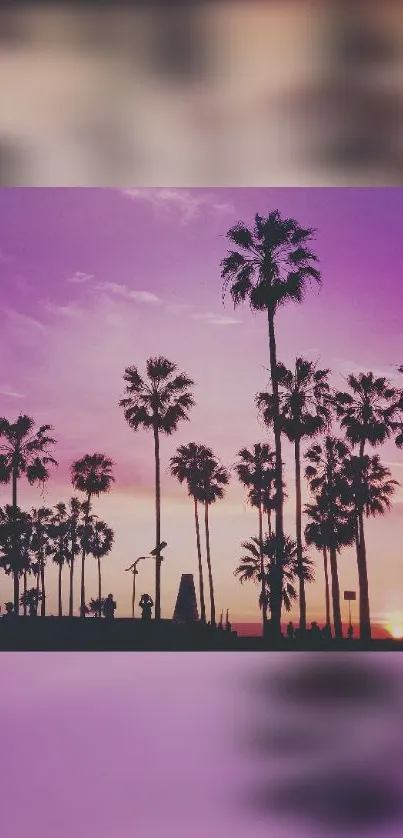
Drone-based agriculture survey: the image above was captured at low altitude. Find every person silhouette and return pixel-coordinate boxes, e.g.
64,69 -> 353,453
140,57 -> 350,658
139,593 -> 153,621
218,611 -> 224,631
287,621 -> 295,641
103,593 -> 116,620
347,623 -> 354,639
3,602 -> 15,619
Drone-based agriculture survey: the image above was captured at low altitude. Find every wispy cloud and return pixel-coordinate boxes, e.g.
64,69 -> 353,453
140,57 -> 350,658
191,312 -> 241,326
333,358 -> 403,382
0,385 -> 25,399
96,282 -> 162,305
121,188 -> 234,225
66,271 -> 93,284
167,303 -> 193,315
4,308 -> 45,331
43,300 -> 84,318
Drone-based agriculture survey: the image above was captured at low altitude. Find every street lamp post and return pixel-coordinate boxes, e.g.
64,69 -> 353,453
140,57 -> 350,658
149,541 -> 167,619
126,557 -> 147,618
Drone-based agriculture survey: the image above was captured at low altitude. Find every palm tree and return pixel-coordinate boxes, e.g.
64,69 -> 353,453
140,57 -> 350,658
257,358 -> 331,633
305,436 -> 353,639
234,443 -> 276,634
20,587 -> 42,616
30,507 -> 53,616
85,518 -> 114,607
342,452 -> 398,640
0,415 -> 57,610
65,497 -> 84,617
50,502 -> 70,617
170,442 -> 209,623
221,211 -> 321,636
305,496 -> 355,635
196,448 -> 229,626
71,453 -> 115,616
120,357 -> 195,620
235,533 -> 314,623
335,372 -> 399,641
0,505 -> 31,612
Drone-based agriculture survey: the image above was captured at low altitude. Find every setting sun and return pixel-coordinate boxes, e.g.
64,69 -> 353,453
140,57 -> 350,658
388,624 -> 403,639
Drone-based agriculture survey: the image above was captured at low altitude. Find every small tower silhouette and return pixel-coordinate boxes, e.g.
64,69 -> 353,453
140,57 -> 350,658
172,574 -> 199,623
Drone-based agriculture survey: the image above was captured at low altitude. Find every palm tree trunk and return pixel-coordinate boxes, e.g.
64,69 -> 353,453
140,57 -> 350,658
267,309 -> 284,637
36,567 -> 40,608
80,494 -> 91,616
153,422 -> 162,621
294,438 -> 306,633
12,467 -> 19,614
97,556 -> 102,612
58,564 -> 63,617
329,546 -> 342,639
23,570 -> 27,616
267,510 -> 272,536
204,502 -> 216,625
323,547 -> 331,629
40,556 -> 46,616
258,500 -> 268,635
69,558 -> 74,617
357,508 -> 371,643
194,498 -> 206,622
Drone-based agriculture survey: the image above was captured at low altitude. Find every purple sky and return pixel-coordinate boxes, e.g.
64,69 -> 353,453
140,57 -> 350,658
1,187 -> 403,628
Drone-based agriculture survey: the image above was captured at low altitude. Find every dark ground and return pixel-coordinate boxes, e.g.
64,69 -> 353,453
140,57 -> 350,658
0,617 -> 402,651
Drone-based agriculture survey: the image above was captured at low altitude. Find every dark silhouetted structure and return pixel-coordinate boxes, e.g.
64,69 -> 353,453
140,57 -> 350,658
172,574 -> 199,623
103,594 -> 116,620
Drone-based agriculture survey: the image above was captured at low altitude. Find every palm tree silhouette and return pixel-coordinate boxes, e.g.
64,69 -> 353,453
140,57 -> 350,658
20,586 -> 42,616
257,358 -> 331,633
170,442 -> 209,623
342,451 -> 398,640
30,507 -> 53,616
235,533 -> 314,624
120,357 -> 195,620
49,502 -> 71,617
335,372 -> 399,641
0,505 -> 31,611
195,448 -> 229,626
305,495 -> 355,636
234,443 -> 276,634
85,518 -> 114,607
71,453 -> 114,617
221,211 -> 321,637
65,497 -> 84,617
0,415 -> 57,611
305,436 -> 353,640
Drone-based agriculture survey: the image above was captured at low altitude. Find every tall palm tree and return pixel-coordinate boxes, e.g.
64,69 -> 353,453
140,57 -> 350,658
85,518 -> 114,607
305,436 -> 353,639
234,443 -> 276,634
71,453 -> 114,616
221,211 -> 321,637
50,502 -> 70,617
235,533 -> 314,623
335,372 -> 399,641
0,415 -> 57,610
66,497 -> 84,617
257,358 -> 331,632
196,448 -> 229,626
120,357 -> 195,620
342,452 -> 398,640
0,505 -> 31,612
305,496 -> 355,635
30,507 -> 53,616
170,442 -> 209,623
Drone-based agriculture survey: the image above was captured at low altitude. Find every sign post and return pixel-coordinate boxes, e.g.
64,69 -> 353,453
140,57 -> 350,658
344,590 -> 356,636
